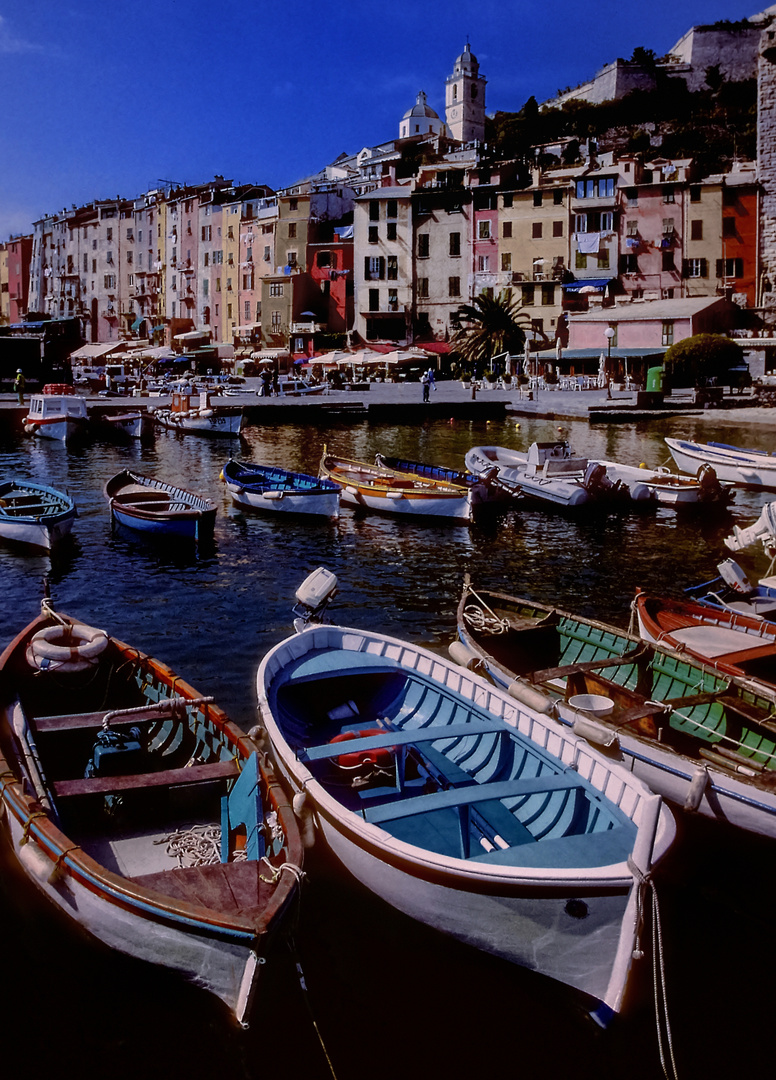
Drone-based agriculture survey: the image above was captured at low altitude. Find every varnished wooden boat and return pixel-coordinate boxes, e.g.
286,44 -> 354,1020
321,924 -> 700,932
319,446 -> 472,522
104,470 -> 216,542
0,600 -> 302,1026
451,582 -> 776,839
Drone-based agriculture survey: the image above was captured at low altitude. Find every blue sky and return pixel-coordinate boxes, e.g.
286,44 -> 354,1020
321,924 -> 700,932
0,1 -> 768,239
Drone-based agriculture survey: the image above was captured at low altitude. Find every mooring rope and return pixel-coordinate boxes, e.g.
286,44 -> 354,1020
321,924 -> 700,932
288,934 -> 339,1080
628,856 -> 679,1080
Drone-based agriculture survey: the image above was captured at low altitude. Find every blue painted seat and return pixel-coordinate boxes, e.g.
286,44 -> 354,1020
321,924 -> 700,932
220,752 -> 265,863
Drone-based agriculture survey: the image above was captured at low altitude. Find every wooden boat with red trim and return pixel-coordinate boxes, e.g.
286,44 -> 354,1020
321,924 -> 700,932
319,446 -> 473,522
634,590 -> 776,687
0,599 -> 302,1027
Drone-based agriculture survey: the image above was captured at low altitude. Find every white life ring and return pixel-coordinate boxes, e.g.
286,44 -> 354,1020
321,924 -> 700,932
26,623 -> 109,674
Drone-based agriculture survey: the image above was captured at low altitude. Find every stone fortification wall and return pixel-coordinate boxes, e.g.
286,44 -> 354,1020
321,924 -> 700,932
669,25 -> 763,91
543,61 -> 656,111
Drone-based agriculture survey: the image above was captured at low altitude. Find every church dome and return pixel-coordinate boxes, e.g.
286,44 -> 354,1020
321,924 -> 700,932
402,91 -> 440,120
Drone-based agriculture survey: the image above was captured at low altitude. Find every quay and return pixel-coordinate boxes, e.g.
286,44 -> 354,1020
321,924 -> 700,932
0,380 -> 765,434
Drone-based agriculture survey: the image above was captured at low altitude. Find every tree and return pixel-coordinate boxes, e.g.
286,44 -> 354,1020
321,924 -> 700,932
453,291 -> 534,373
663,333 -> 744,387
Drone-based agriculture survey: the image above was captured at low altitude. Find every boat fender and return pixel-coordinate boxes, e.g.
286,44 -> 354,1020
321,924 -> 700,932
263,490 -> 284,500
18,839 -> 60,885
23,423 -> 36,434
27,623 -> 108,673
200,408 -> 214,418
684,765 -> 709,812
292,792 -> 316,849
329,729 -> 396,770
448,640 -> 478,669
507,679 -> 554,715
571,716 -> 618,748
247,724 -> 267,748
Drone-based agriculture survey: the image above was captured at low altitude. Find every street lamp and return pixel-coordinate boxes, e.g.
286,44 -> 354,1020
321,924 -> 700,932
604,325 -> 615,359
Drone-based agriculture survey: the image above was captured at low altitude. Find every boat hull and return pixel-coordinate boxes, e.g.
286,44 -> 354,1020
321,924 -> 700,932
25,416 -> 86,443
257,622 -> 674,1016
0,481 -> 77,550
666,438 -> 776,490
222,460 -> 340,518
452,588 -> 776,840
227,485 -> 339,518
105,470 -> 217,542
320,452 -> 472,522
155,410 -> 243,437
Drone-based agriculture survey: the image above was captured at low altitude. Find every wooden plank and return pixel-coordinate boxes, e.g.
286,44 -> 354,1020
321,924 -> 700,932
53,759 -> 239,799
531,649 -> 643,684
35,704 -> 181,733
365,773 -> 582,825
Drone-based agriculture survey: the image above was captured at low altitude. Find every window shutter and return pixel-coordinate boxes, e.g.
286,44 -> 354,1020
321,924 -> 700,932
364,256 -> 371,279
682,259 -> 689,279
379,257 -> 385,280
716,259 -> 724,278
701,258 -> 708,278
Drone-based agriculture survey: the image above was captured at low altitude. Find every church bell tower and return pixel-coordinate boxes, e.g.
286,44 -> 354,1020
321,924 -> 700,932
445,43 -> 486,144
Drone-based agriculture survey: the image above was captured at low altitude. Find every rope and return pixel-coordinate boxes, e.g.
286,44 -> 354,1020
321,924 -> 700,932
287,934 -> 339,1080
462,603 -> 510,636
155,824 -> 223,866
259,857 -> 305,885
628,857 -> 679,1080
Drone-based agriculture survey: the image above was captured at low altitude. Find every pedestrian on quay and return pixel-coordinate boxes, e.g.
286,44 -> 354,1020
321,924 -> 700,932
427,366 -> 436,391
421,371 -> 430,402
14,369 -> 25,404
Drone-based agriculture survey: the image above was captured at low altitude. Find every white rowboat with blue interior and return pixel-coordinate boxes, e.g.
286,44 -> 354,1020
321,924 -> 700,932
256,570 -> 676,1022
0,479 -> 77,550
665,437 -> 776,490
221,459 -> 340,518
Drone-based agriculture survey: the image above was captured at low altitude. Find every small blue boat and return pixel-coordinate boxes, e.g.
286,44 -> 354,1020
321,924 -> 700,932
221,459 -> 340,518
0,479 -> 77,550
104,470 -> 216,541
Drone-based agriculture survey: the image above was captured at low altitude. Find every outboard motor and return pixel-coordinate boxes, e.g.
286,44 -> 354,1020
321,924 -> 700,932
293,567 -> 339,632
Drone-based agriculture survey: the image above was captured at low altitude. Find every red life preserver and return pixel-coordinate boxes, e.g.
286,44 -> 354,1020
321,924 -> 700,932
329,728 -> 395,770
43,384 -> 75,395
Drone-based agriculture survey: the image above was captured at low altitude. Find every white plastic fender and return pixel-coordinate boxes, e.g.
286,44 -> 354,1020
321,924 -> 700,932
507,678 -> 554,715
571,715 -> 619,748
292,791 -> 316,849
448,640 -> 480,670
18,838 -> 60,884
684,765 -> 709,811
263,491 -> 284,501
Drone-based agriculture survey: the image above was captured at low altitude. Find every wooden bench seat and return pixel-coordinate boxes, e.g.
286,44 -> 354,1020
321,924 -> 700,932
52,759 -> 239,799
301,719 -> 507,763
35,704 -> 180,733
531,649 -> 644,684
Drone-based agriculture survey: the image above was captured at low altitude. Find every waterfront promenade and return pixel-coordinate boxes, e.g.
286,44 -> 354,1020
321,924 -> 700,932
0,378 -> 769,429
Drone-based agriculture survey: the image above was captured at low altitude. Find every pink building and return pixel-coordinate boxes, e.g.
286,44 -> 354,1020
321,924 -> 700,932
6,236 -> 32,321
568,296 -> 738,352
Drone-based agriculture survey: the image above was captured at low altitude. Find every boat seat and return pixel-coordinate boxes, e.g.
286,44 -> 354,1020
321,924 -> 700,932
35,703 -> 181,733
302,719 -> 507,762
469,823 -> 634,869
364,773 -> 583,826
52,759 -> 239,798
531,649 -> 644,684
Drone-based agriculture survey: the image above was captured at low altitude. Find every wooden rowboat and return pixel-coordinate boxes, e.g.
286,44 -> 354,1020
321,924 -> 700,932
665,437 -> 776,490
104,470 -> 217,542
221,458 -> 340,518
319,447 -> 472,522
0,479 -> 77,550
450,582 -> 776,840
0,600 -> 303,1025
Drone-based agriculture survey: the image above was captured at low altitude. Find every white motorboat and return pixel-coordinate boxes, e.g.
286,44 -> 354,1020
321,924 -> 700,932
23,385 -> 89,443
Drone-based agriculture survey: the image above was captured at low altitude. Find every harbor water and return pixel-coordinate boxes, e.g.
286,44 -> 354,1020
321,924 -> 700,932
1,410 -> 775,1080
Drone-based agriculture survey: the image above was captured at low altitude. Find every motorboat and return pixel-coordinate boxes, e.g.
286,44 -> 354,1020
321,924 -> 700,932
596,459 -> 733,509
152,391 -> 243,437
23,385 -> 89,443
255,569 -> 675,1022
685,559 -> 776,620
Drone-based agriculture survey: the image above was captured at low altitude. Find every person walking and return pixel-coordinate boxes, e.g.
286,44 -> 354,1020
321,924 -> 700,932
14,369 -> 25,405
427,366 -> 436,391
421,371 -> 430,402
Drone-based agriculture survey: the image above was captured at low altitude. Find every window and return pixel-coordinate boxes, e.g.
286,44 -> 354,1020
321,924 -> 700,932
227,226 -> 234,240
317,251 -> 331,268
216,278 -> 221,292
369,289 -> 379,311
597,249 -> 610,269
477,255 -> 490,272
684,257 -> 708,278
574,214 -> 588,233
202,280 -> 209,297
480,287 -> 494,299
226,277 -> 233,291
106,228 -> 113,242
626,188 -> 638,207
661,321 -> 674,346
227,304 -> 233,319
541,284 -> 555,306
203,252 -> 210,267
289,197 -> 298,211
386,200 -> 397,219
287,251 -> 297,267
369,202 -> 380,221
552,220 -> 563,238
365,256 -> 385,280
201,225 -> 211,241
722,217 -> 736,238
387,222 -> 397,241
690,186 -> 701,203
575,252 -> 588,269
502,221 -> 512,239
417,278 -> 429,298
388,289 -> 398,310
271,310 -> 282,328
171,275 -> 176,290
288,223 -> 297,238
662,218 -> 675,235
533,191 -> 543,207
368,226 -> 379,244
83,254 -> 88,271
244,301 -> 250,321
532,222 -> 542,239
662,186 -> 675,204
627,220 -> 638,237
387,255 -> 398,280
269,282 -> 284,296
621,253 -> 638,274
716,257 -> 744,279
449,232 -> 461,256
103,274 -> 115,289
417,234 -> 429,258
264,246 -> 271,262
478,220 -> 491,240
503,193 -> 513,208
501,252 -> 512,271
126,251 -> 133,265
691,220 -> 703,240
242,272 -> 254,290
575,177 -> 615,199
448,276 -> 461,297
662,251 -> 676,271
522,284 -> 535,305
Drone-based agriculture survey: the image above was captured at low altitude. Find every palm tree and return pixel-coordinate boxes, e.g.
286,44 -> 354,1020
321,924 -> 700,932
453,291 -> 535,374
